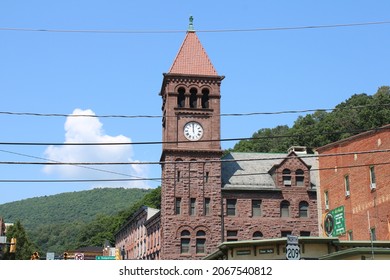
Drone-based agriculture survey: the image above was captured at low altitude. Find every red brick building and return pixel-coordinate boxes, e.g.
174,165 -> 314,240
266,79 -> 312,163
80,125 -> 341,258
115,206 -> 160,259
317,125 -> 390,241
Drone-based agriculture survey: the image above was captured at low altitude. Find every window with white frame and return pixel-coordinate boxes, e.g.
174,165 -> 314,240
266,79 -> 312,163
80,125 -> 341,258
370,166 -> 376,190
324,191 -> 329,210
344,175 -> 350,197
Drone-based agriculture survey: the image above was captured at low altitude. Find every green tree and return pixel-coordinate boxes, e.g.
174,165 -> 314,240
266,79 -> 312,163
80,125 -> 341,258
231,125 -> 291,153
75,187 -> 161,249
3,220 -> 37,260
230,86 -> 390,153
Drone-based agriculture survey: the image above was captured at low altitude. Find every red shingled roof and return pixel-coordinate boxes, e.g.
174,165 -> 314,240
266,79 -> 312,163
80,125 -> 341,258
169,31 -> 218,76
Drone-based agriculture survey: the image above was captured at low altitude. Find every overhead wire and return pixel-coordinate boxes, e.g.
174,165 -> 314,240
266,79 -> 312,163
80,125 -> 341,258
1,20 -> 390,34
0,149 -> 389,183
0,126 -> 387,146
0,147 -> 389,165
0,161 -> 389,183
0,149 -> 155,181
0,103 -> 389,119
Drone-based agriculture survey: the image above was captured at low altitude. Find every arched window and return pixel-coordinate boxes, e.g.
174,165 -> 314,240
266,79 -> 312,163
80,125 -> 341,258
282,169 -> 291,186
180,230 -> 190,254
190,88 -> 197,108
177,87 -> 185,108
196,230 -> 206,254
201,88 -> 209,108
252,231 -> 263,240
299,201 -> 309,218
280,200 -> 290,217
296,169 -> 305,186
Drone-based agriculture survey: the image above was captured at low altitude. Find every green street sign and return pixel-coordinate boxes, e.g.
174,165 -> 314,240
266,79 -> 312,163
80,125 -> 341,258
95,256 -> 116,260
324,205 -> 346,237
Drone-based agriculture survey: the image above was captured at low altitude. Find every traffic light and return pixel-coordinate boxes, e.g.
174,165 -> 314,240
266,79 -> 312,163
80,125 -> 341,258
9,238 -> 16,253
63,252 -> 68,260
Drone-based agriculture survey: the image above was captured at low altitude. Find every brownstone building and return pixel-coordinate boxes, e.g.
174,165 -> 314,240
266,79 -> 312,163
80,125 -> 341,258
222,149 -> 319,242
115,22 -> 319,260
317,125 -> 390,241
158,24 -> 319,259
159,24 -> 224,260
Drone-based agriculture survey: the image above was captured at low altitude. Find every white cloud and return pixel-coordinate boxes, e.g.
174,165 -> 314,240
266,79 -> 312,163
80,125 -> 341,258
43,108 -> 150,188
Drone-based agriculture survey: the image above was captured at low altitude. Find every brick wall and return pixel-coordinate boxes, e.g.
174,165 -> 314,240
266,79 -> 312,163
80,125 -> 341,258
160,152 -> 222,259
318,126 -> 390,240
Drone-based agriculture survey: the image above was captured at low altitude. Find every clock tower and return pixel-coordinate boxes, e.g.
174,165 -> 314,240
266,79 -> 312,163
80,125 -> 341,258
159,18 -> 224,259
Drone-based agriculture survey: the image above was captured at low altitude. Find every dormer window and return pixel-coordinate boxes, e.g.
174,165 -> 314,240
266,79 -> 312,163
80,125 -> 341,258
282,169 -> 291,186
296,169 -> 305,186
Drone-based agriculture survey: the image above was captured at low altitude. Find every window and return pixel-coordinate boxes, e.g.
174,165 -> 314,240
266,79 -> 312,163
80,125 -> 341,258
324,191 -> 329,210
190,198 -> 196,216
370,166 -> 376,190
204,171 -> 209,183
226,199 -> 237,216
252,200 -> 262,217
177,87 -> 185,108
348,230 -> 353,241
281,231 -> 292,237
299,201 -> 309,218
300,231 -> 310,237
280,200 -> 290,217
370,228 -> 376,241
282,169 -> 291,186
252,231 -> 263,240
175,198 -> 181,215
180,230 -> 190,254
296,169 -> 304,186
175,158 -> 183,182
196,231 -> 206,254
204,198 -> 210,216
344,175 -> 350,197
227,230 -> 238,241
201,88 -> 209,108
190,88 -> 197,108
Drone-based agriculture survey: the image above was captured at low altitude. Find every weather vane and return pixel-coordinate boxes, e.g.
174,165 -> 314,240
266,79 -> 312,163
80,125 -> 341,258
188,15 -> 194,31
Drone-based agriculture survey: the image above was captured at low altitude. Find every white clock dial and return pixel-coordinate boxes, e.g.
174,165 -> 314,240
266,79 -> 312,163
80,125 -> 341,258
183,121 -> 203,141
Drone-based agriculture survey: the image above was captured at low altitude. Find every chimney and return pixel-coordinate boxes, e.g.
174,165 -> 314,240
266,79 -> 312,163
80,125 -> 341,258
288,146 -> 307,155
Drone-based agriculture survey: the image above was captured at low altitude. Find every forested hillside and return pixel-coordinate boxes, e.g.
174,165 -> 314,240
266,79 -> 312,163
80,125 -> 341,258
0,187 -> 155,254
231,86 -> 390,153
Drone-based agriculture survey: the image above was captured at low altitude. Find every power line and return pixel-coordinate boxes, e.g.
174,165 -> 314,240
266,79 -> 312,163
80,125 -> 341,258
1,103 -> 389,119
1,20 -> 390,34
0,126 -> 387,146
0,149 -> 152,181
0,161 -> 389,183
1,148 -> 388,166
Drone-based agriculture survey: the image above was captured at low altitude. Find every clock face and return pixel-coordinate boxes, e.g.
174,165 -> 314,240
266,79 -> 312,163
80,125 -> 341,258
183,121 -> 203,141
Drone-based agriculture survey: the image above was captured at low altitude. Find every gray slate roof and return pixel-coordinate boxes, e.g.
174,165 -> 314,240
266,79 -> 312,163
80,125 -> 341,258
221,152 -> 319,191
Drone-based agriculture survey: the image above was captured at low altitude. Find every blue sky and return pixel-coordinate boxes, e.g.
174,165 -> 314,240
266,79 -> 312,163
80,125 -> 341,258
0,1 -> 389,204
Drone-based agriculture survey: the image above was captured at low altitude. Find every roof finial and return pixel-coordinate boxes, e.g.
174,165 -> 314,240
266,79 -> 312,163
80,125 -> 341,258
188,15 -> 195,32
